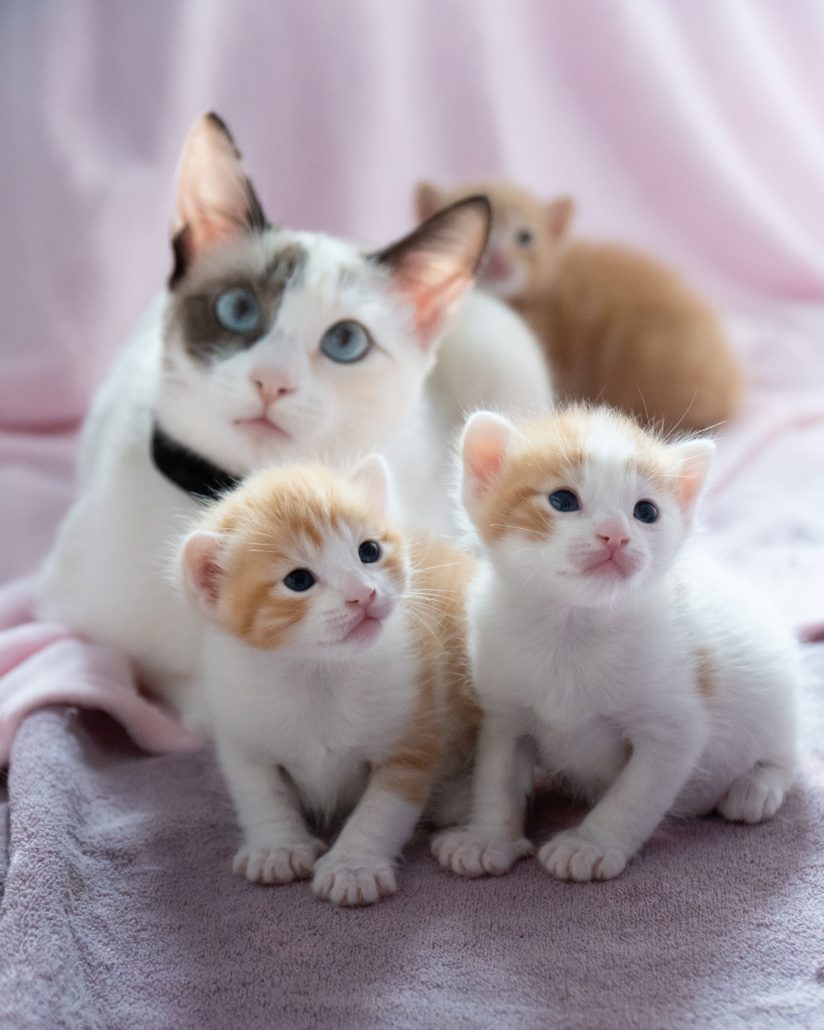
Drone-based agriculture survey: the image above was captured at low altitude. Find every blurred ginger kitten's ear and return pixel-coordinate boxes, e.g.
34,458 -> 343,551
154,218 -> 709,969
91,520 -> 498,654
170,112 -> 268,285
373,196 -> 491,348
461,410 -> 515,515
414,181 -> 444,222
546,196 -> 575,240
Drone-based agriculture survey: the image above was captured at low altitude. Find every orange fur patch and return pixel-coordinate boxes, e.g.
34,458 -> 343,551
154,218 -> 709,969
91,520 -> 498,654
379,537 -> 479,808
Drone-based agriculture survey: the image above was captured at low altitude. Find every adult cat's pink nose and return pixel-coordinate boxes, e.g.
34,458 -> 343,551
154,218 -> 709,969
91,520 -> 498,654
251,369 -> 295,404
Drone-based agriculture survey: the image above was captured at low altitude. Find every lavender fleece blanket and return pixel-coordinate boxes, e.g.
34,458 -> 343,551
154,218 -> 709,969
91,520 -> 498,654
1,657 -> 823,1030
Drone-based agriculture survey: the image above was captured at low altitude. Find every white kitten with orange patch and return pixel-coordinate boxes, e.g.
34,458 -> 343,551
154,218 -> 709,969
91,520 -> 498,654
179,457 -> 477,906
434,406 -> 800,882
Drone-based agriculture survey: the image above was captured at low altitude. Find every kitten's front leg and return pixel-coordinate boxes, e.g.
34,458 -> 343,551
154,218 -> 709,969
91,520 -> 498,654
217,740 -> 326,885
312,763 -> 430,907
539,719 -> 704,882
432,717 -> 534,878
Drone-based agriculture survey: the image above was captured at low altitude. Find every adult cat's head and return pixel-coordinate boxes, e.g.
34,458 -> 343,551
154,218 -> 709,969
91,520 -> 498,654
158,113 -> 491,475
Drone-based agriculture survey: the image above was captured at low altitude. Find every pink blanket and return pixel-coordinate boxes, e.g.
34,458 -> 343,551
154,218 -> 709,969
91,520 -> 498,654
1,3 -> 823,1026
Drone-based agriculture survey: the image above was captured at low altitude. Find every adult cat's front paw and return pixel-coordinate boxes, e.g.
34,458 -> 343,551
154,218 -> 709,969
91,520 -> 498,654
432,828 -> 533,877
233,837 -> 327,885
311,851 -> 397,907
538,830 -> 628,882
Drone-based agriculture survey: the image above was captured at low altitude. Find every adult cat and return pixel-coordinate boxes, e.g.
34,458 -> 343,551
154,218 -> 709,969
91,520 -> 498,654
37,113 -> 550,723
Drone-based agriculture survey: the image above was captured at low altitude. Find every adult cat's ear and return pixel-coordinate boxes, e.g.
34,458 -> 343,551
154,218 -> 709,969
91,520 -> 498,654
350,454 -> 391,515
414,181 -> 444,222
546,196 -> 575,240
180,530 -> 228,614
170,112 -> 268,286
373,196 -> 491,348
461,411 -> 515,514
670,438 -> 715,512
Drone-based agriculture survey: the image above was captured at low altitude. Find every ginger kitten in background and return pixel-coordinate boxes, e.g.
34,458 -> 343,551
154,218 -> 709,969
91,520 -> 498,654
435,405 -> 799,882
179,458 -> 477,906
417,181 -> 743,434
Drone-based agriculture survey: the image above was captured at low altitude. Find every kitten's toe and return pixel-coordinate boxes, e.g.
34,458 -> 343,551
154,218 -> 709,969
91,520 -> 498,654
233,837 -> 326,884
312,853 -> 397,906
538,831 -> 628,882
718,764 -> 788,824
432,828 -> 532,877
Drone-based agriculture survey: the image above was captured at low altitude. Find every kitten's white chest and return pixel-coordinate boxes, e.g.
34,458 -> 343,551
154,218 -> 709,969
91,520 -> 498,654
209,633 -> 417,819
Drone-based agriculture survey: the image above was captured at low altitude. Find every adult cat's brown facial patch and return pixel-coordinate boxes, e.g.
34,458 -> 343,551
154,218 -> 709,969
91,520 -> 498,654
165,239 -> 308,364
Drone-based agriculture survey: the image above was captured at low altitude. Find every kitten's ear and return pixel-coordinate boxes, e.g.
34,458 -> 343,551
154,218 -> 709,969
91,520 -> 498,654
546,196 -> 575,239
414,181 -> 444,222
372,196 -> 491,348
461,411 -> 515,512
350,454 -> 391,515
170,112 -> 268,286
180,530 -> 228,613
671,439 -> 715,512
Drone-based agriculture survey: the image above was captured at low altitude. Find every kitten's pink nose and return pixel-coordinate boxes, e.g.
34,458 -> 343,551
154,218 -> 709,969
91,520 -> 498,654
596,520 -> 630,551
251,369 -> 296,404
345,584 -> 377,611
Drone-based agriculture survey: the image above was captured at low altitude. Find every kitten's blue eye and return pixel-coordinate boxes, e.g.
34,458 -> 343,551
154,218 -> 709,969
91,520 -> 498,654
358,540 -> 381,564
283,568 -> 316,592
320,320 -> 372,364
215,288 -> 260,334
633,500 -> 659,524
549,489 -> 580,513
516,228 -> 534,247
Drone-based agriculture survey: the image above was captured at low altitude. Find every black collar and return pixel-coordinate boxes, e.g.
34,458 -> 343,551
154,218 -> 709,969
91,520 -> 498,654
151,423 -> 242,501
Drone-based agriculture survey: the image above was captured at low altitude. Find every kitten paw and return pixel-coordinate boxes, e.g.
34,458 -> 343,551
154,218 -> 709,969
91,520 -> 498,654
233,837 -> 327,885
431,828 -> 533,878
718,764 -> 788,824
538,831 -> 628,882
311,853 -> 397,907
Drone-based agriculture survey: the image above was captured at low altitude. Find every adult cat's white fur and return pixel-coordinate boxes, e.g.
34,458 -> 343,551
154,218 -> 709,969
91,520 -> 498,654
434,406 -> 801,882
37,114 -> 550,722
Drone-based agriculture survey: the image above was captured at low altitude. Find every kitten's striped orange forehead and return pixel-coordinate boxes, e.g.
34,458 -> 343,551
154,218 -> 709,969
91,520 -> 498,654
204,463 -> 389,550
474,405 -> 678,544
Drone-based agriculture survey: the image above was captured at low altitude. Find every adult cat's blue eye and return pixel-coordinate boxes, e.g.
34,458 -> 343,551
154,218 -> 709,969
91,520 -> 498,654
358,540 -> 381,564
633,500 -> 659,524
549,489 -> 580,513
215,288 -> 260,334
320,320 -> 372,364
283,568 -> 316,592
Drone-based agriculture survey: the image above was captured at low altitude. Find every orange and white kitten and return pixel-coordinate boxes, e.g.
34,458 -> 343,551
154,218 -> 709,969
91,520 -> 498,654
179,458 -> 477,906
434,405 -> 800,882
416,181 -> 743,434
